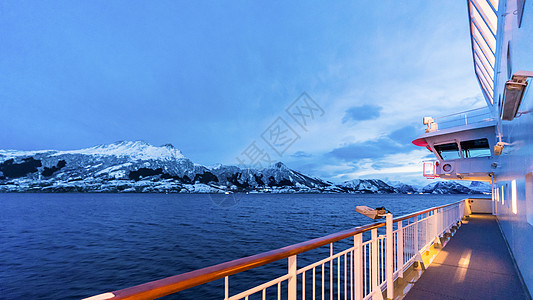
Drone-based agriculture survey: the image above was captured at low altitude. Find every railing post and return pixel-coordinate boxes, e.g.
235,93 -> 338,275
439,208 -> 443,235
386,214 -> 393,299
435,209 -> 439,237
463,199 -> 471,217
224,276 -> 229,300
354,235 -> 363,300
288,255 -> 297,300
433,210 -> 438,243
414,217 -> 419,254
330,243 -> 333,300
371,229 -> 378,298
397,221 -> 403,279
434,209 -> 442,246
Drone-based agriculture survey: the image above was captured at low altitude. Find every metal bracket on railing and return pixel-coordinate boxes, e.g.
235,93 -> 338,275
355,206 -> 390,220
414,252 -> 426,270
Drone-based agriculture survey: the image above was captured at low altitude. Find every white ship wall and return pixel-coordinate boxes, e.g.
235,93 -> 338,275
492,0 -> 533,294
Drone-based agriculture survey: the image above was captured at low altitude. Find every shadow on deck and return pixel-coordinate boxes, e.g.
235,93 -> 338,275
402,214 -> 530,300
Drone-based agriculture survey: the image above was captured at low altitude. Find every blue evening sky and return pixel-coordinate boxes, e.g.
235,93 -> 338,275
0,1 -> 485,184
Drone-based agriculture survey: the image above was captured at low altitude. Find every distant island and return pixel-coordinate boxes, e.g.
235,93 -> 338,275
0,141 -> 490,194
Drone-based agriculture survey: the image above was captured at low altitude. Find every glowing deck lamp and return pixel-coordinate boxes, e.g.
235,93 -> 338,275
501,71 -> 533,121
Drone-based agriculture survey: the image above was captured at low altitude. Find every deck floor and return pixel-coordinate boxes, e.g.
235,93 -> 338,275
404,214 -> 530,300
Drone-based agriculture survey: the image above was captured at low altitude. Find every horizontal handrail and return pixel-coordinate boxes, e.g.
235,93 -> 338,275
92,199 -> 466,300
393,199 -> 463,222
425,106 -> 494,131
437,115 -> 494,125
433,106 -> 489,120
108,222 -> 383,299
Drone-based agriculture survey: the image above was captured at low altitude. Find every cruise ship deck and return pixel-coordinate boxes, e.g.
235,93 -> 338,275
404,214 -> 530,300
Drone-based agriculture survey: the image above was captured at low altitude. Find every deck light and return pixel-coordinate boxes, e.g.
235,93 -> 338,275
511,180 -> 517,214
501,71 -> 533,120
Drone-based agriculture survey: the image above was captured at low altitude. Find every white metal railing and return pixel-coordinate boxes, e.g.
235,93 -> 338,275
433,107 -> 494,131
86,200 -> 467,300
224,203 -> 465,300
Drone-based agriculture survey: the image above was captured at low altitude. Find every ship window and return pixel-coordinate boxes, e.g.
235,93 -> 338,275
434,143 -> 461,160
518,0 -> 526,28
461,138 -> 491,158
506,184 -> 509,208
506,41 -> 512,79
526,173 -> 533,226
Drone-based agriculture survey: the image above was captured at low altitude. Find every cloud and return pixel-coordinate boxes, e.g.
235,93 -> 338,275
329,149 -> 435,185
388,125 -> 420,145
342,105 -> 382,123
328,127 -> 422,162
291,151 -> 312,158
328,138 -> 399,161
371,161 -> 404,170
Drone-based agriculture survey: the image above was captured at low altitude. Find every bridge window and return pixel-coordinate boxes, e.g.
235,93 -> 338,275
461,138 -> 491,158
434,143 -> 461,160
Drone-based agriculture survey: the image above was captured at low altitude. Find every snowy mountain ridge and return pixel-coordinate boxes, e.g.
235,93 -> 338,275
0,141 -> 186,162
0,141 -> 490,194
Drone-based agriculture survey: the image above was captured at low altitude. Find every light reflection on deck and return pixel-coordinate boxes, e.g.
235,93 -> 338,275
401,215 -> 530,299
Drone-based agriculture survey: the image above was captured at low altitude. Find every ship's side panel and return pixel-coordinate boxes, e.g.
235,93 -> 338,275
493,0 -> 533,295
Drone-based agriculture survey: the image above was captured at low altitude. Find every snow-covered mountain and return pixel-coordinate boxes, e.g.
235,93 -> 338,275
419,181 -> 482,194
0,141 -> 489,194
0,141 -> 336,193
339,179 -> 398,194
0,140 -> 186,161
387,181 -> 419,194
468,181 -> 492,193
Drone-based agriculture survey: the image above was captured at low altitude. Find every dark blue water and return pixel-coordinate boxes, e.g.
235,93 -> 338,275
0,193 -> 466,299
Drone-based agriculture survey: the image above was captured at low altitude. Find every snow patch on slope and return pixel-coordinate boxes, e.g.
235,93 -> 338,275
53,141 -> 186,161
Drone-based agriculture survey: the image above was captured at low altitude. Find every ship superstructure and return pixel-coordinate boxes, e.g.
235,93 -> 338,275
412,0 -> 533,295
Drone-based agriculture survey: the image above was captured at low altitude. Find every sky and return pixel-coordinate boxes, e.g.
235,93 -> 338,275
0,1 -> 486,185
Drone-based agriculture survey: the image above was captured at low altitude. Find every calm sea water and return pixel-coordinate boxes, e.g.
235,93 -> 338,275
0,193 -> 468,299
